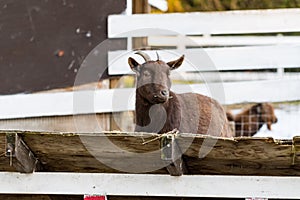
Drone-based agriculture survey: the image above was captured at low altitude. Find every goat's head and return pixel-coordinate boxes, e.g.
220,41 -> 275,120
128,51 -> 184,104
252,103 -> 278,130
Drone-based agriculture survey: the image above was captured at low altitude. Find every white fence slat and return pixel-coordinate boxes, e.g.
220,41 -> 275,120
108,46 -> 300,75
0,89 -> 135,120
177,79 -> 300,105
244,79 -> 300,104
108,9 -> 300,38
0,80 -> 298,119
1,172 -> 300,198
172,72 -> 300,82
204,45 -> 300,71
148,35 -> 300,47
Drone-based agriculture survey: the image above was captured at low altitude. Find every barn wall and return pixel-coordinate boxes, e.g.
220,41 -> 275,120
0,0 -> 126,94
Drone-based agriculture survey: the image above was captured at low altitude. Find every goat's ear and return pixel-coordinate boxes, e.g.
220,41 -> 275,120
255,103 -> 262,113
128,57 -> 141,72
167,55 -> 184,70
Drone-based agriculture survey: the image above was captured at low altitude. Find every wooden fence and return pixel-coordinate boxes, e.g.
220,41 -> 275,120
1,8 -> 300,199
108,8 -> 300,104
1,9 -> 299,119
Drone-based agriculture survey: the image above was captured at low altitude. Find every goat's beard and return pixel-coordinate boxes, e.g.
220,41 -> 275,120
152,96 -> 169,104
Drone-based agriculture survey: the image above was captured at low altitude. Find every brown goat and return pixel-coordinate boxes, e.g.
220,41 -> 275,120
128,51 -> 233,137
227,103 -> 278,137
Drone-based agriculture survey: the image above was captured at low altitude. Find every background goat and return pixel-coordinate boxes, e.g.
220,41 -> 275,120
128,52 -> 233,137
227,103 -> 278,137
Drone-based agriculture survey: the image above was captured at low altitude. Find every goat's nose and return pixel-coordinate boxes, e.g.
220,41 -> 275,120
160,90 -> 168,97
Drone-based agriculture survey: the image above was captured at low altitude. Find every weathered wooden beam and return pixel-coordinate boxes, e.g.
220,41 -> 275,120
5,133 -> 40,173
161,134 -> 188,176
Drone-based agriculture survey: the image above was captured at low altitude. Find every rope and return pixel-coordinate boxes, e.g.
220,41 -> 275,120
142,129 -> 179,145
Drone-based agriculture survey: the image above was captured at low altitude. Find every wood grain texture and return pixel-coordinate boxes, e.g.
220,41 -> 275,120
0,130 -> 299,176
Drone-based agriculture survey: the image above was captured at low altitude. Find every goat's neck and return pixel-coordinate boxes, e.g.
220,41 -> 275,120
135,91 -> 181,133
135,92 -> 152,127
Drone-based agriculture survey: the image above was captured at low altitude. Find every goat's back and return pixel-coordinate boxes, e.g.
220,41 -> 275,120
175,92 -> 233,137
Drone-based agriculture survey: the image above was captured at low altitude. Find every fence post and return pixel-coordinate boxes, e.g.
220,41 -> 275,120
109,0 -> 149,131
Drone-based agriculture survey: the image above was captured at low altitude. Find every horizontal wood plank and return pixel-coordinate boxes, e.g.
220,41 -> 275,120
0,114 -> 111,133
108,9 -> 300,38
1,172 -> 300,198
148,35 -> 300,47
0,130 -> 299,176
0,79 -> 299,119
108,46 -> 300,75
0,88 -> 135,119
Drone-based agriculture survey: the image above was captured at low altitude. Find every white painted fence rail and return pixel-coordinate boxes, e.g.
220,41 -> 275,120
108,46 -> 300,75
148,35 -> 300,47
0,79 -> 299,119
109,9 -> 300,51
1,172 -> 300,199
108,9 -> 300,37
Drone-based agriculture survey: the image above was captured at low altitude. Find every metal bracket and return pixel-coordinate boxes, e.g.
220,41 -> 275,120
5,133 -> 16,157
5,133 -> 40,173
161,134 -> 188,176
161,135 -> 173,161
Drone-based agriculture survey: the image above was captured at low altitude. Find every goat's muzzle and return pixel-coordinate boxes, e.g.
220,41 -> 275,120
153,90 -> 169,103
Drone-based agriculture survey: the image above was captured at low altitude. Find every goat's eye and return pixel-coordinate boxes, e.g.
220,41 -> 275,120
143,70 -> 151,77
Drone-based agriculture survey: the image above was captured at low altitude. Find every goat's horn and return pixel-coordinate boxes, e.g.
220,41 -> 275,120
135,51 -> 151,62
156,51 -> 160,61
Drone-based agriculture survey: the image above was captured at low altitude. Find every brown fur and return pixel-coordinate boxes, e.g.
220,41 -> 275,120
226,111 -> 235,122
228,103 -> 278,137
129,53 -> 233,137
